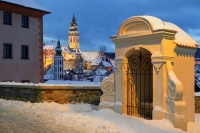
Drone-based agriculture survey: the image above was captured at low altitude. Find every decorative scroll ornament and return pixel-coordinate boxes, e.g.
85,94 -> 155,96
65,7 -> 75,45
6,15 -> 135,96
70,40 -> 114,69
130,55 -> 140,71
167,82 -> 176,101
101,73 -> 114,93
166,61 -> 183,101
141,54 -> 151,71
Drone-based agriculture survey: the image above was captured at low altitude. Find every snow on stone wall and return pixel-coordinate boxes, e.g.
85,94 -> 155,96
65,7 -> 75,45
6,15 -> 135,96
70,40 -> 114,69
0,84 -> 102,105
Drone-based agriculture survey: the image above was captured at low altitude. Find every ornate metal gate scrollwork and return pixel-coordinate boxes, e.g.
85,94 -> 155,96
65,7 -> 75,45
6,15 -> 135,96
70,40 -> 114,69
127,51 -> 153,119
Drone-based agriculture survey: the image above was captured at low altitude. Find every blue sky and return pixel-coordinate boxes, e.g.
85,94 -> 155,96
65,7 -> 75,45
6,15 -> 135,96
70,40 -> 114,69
35,0 -> 200,52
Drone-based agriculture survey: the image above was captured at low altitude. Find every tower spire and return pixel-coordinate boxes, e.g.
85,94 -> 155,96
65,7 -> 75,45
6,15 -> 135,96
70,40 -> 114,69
71,14 -> 77,26
55,38 -> 62,56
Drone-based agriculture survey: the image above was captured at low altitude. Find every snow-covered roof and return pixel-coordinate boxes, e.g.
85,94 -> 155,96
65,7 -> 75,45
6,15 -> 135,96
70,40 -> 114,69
44,45 -> 55,50
44,40 -> 57,46
82,51 -> 100,61
62,47 -> 70,52
110,59 -> 115,67
117,15 -> 198,48
43,44 -> 70,53
90,56 -> 103,66
44,64 -> 54,80
44,74 -> 54,80
95,69 -> 107,75
1,0 -> 50,13
164,22 -> 198,48
102,61 -> 112,67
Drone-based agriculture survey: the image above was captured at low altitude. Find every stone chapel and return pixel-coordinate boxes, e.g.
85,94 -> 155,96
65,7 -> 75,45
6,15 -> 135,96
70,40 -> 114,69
99,15 -> 198,131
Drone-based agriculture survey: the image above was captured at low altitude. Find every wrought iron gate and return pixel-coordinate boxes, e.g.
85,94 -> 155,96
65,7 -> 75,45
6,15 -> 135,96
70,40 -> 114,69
126,52 -> 153,119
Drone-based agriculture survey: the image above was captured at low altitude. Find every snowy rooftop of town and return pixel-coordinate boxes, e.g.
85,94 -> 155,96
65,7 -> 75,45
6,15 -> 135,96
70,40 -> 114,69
110,59 -> 115,67
43,45 -> 56,50
90,56 -> 103,66
1,0 -> 50,12
82,51 -> 100,61
102,61 -> 112,67
95,69 -> 107,75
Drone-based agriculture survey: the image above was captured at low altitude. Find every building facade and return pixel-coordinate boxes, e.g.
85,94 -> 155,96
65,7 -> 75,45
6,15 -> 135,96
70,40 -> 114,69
0,0 -> 50,83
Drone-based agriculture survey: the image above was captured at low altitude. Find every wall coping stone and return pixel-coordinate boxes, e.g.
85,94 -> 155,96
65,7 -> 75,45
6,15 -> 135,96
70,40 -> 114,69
0,83 -> 100,90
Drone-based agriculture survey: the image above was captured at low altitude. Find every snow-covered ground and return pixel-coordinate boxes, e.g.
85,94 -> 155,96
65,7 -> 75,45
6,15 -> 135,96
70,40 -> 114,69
44,80 -> 101,86
196,113 -> 200,122
195,92 -> 200,96
0,99 -> 188,133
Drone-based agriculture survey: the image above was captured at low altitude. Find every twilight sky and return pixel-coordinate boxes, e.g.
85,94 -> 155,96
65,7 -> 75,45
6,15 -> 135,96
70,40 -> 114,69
35,0 -> 200,52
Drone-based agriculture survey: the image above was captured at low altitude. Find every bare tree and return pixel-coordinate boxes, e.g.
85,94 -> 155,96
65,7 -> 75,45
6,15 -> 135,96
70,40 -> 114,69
99,45 -> 107,53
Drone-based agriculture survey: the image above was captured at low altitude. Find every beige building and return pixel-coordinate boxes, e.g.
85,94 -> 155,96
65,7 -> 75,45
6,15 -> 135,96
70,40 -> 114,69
99,16 -> 198,131
0,0 -> 50,83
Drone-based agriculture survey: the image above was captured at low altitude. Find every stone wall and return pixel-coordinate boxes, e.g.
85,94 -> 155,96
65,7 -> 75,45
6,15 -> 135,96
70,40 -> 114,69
0,84 -> 102,105
195,96 -> 200,113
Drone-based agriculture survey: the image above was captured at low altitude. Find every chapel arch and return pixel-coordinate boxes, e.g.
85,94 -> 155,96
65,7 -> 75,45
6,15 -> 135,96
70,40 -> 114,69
125,48 -> 153,119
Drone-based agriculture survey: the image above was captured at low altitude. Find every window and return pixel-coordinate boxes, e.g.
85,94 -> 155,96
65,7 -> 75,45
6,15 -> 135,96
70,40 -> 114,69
3,80 -> 13,82
21,45 -> 29,59
3,11 -> 12,25
3,43 -> 12,58
21,80 -> 30,83
22,16 -> 29,28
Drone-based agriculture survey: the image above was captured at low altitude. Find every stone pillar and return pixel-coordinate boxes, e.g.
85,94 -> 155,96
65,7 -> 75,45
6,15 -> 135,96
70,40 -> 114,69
152,52 -> 187,131
151,52 -> 167,119
114,56 -> 127,113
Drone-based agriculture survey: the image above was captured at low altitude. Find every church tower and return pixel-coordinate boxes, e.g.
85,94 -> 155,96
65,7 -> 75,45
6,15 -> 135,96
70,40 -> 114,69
54,40 -> 64,80
68,14 -> 80,52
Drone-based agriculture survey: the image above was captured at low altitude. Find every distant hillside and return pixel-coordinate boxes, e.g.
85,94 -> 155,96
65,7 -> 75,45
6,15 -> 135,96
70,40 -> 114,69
104,52 -> 115,59
195,48 -> 200,58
